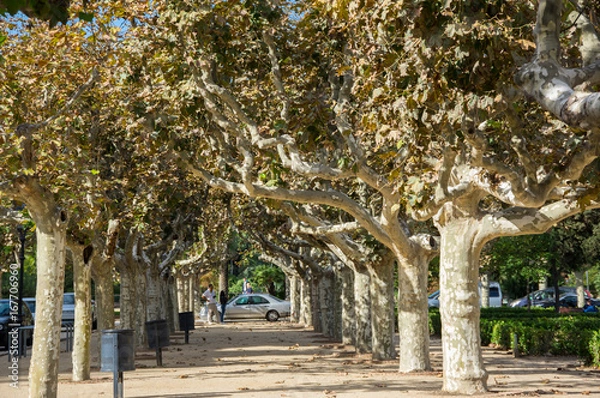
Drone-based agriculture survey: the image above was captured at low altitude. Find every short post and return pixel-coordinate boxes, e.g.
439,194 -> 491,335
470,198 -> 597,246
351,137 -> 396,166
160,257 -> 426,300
513,333 -> 519,358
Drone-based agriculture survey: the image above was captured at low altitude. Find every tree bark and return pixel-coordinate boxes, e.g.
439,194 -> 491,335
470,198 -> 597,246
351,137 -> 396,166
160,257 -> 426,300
353,269 -> 372,354
299,276 -> 313,327
289,275 -> 301,323
91,255 -> 115,360
575,270 -> 585,308
480,273 -> 490,308
318,271 -> 335,337
437,216 -> 487,394
70,244 -> 92,381
340,267 -> 355,345
397,254 -> 431,372
368,255 -> 396,360
333,269 -> 343,342
311,276 -> 321,332
28,217 -> 68,397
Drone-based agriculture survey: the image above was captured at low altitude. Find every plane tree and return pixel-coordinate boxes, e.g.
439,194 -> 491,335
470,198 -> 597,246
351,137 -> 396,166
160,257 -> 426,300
326,0 -> 600,393
113,0 -> 440,370
106,0 -> 600,394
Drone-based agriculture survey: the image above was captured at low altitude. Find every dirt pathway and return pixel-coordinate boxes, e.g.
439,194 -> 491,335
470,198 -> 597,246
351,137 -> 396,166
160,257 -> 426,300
1,320 -> 599,397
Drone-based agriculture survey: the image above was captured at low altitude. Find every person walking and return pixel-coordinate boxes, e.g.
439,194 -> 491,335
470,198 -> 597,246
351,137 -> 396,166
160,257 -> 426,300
219,290 -> 228,324
202,284 -> 218,324
242,278 -> 248,294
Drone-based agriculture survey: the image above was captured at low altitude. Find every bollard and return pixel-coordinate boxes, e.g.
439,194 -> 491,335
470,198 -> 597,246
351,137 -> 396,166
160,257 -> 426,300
513,333 -> 519,358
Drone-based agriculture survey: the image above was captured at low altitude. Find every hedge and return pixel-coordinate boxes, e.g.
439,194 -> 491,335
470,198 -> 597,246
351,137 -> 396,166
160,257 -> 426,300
428,307 -> 600,365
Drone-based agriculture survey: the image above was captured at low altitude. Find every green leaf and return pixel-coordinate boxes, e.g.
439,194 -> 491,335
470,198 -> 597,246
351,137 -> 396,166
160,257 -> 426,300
0,34 -> 6,46
78,12 -> 95,22
90,169 -> 100,175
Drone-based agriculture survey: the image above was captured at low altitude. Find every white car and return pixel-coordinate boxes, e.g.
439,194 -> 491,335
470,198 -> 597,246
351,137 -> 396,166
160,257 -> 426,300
428,282 -> 503,308
219,293 -> 290,322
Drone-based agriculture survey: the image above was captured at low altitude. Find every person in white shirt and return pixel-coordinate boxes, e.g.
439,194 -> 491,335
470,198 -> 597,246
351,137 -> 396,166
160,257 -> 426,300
202,284 -> 218,324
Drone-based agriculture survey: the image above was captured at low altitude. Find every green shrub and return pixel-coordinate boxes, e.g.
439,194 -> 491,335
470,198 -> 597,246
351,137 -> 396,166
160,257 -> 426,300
428,308 -> 441,336
490,321 -> 512,349
590,330 -> 600,367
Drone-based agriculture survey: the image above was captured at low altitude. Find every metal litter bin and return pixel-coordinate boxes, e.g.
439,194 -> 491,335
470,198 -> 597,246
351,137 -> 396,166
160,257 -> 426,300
145,319 -> 169,366
178,312 -> 195,344
101,329 -> 135,398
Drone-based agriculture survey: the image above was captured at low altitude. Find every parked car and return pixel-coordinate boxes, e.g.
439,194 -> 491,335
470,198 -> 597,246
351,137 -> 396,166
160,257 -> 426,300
427,282 -> 503,308
62,293 -> 97,329
428,290 -> 440,308
23,297 -> 36,321
509,287 -> 592,308
218,293 -> 290,322
537,293 -> 600,309
0,299 -> 34,350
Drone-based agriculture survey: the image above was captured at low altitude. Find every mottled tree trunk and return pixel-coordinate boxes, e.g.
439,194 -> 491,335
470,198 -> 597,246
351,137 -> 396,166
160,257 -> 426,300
289,275 -> 301,323
318,271 -> 335,337
311,277 -> 321,332
333,270 -> 343,341
193,274 -> 202,316
368,255 -> 396,360
219,261 -> 229,297
438,219 -> 487,394
91,256 -> 115,361
119,265 -> 147,347
340,267 -> 355,345
71,245 -> 92,381
299,276 -> 313,327
146,267 -> 165,322
353,270 -> 372,354
166,276 -> 179,332
575,271 -> 585,308
480,273 -> 490,308
28,209 -> 68,398
176,274 -> 187,312
397,255 -> 431,372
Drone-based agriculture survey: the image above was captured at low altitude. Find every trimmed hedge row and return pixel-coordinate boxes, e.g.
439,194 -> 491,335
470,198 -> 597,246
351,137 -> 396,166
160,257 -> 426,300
428,308 -> 600,366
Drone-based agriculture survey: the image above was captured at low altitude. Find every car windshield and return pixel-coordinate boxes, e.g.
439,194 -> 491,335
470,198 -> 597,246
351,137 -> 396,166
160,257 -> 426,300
24,300 -> 36,313
0,301 -> 12,316
63,294 -> 75,305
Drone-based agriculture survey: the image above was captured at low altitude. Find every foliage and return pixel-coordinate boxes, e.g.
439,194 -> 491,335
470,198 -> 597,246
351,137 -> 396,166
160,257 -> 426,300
479,311 -> 600,362
483,235 -> 553,300
590,330 -> 600,367
483,210 -> 600,299
0,0 -> 71,26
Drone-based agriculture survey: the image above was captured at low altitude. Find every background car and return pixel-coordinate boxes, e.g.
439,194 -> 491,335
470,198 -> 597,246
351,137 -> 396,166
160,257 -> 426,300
0,299 -> 34,350
427,282 -> 503,308
428,290 -> 440,308
219,293 -> 290,322
62,292 -> 97,329
23,297 -> 36,321
537,293 -> 600,309
509,287 -> 592,307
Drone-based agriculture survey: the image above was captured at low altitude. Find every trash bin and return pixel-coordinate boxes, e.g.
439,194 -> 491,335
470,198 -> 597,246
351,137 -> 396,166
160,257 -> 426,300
145,319 -> 170,349
178,312 -> 195,331
145,319 -> 169,366
101,329 -> 135,372
100,329 -> 135,398
178,312 -> 195,344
